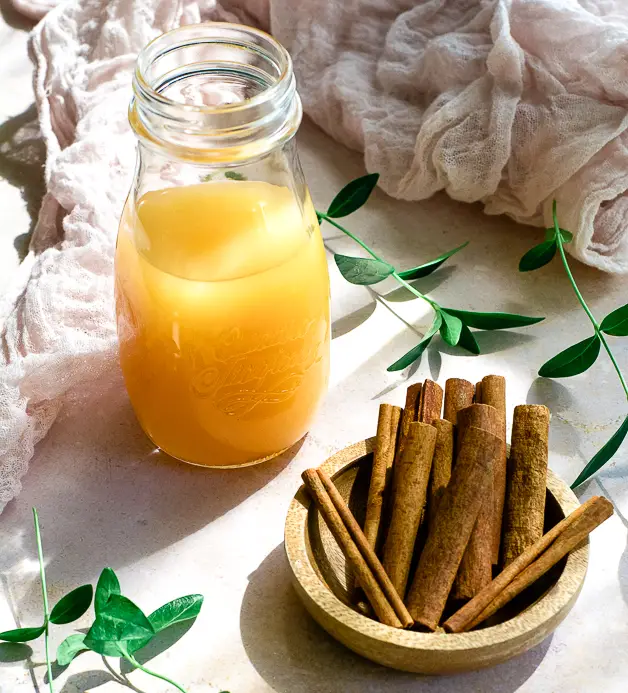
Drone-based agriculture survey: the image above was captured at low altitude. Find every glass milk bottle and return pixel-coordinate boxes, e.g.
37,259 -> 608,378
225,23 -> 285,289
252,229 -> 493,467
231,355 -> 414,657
115,24 -> 330,467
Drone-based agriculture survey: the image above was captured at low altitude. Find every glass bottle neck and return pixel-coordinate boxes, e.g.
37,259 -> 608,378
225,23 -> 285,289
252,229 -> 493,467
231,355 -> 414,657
130,23 -> 302,164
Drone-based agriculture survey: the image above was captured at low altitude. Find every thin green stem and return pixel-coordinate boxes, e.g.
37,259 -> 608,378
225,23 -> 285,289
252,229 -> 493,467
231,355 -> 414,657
318,213 -> 380,260
553,204 -> 628,400
33,508 -> 54,693
124,652 -> 187,693
318,213 -> 439,311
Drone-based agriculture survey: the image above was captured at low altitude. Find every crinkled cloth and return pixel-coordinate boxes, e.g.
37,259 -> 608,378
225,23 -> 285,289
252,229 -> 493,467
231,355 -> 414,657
2,0 -> 628,510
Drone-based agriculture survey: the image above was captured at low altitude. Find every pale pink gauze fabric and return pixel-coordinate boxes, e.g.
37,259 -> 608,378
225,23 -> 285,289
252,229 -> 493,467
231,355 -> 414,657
2,0 -> 628,510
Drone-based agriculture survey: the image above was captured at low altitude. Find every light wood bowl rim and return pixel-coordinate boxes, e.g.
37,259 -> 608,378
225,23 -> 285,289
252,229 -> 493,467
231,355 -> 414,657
284,437 -> 588,654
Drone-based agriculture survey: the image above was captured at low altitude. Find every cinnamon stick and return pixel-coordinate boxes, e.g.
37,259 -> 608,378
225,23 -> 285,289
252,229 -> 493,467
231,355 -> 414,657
405,426 -> 500,630
427,419 -> 454,529
382,422 -> 437,598
451,404 -> 501,600
363,404 -> 402,552
317,469 -> 414,628
444,496 -> 613,632
301,469 -> 403,628
443,378 -> 475,425
418,380 -> 443,424
400,383 -> 422,439
502,404 -> 550,566
478,375 -> 507,564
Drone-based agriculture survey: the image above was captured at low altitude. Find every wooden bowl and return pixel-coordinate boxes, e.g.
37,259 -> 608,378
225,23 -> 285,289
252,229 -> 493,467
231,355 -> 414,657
284,437 -> 588,674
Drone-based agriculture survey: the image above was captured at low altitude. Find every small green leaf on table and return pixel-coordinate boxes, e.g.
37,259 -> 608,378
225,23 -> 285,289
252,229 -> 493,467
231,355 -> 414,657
95,568 -> 120,615
457,323 -> 481,355
50,584 -> 93,625
224,171 -> 246,181
538,335 -> 601,378
148,595 -> 204,633
519,240 -> 557,272
439,311 -> 463,346
0,625 -> 46,642
397,242 -> 469,280
57,634 -> 88,666
571,415 -> 628,488
334,254 -> 394,285
327,173 -> 379,218
544,227 -> 573,243
442,308 -> 545,330
600,303 -> 628,337
387,312 -> 443,372
85,594 -> 154,657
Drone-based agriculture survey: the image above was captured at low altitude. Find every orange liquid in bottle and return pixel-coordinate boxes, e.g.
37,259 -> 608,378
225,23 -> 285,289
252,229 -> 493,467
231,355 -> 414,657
115,180 -> 330,467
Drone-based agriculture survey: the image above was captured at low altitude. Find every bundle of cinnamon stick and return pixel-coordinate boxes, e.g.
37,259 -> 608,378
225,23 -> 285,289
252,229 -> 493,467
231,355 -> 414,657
301,375 -> 614,632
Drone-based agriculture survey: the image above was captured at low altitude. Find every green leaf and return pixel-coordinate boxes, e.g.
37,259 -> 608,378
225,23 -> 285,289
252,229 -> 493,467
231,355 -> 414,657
50,585 -> 93,625
439,311 -> 463,346
0,625 -> 45,642
457,323 -> 481,355
84,594 -> 154,657
148,595 -> 204,633
519,240 -> 557,272
224,171 -> 246,181
442,308 -> 545,330
387,313 -> 442,372
571,415 -> 628,488
334,254 -> 394,285
95,568 -> 121,615
327,173 -> 379,218
397,242 -> 469,280
544,227 -> 573,243
600,303 -> 628,337
538,335 -> 601,378
57,634 -> 88,666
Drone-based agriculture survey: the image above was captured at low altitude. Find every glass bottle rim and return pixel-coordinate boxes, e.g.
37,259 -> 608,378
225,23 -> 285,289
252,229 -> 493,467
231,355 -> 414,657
130,22 -> 301,162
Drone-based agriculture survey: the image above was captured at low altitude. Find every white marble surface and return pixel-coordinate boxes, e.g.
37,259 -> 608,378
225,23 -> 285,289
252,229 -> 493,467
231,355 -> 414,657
1,8 -> 628,693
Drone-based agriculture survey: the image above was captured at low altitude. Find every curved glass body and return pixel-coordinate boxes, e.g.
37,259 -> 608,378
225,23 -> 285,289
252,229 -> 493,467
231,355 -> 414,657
115,24 -> 330,467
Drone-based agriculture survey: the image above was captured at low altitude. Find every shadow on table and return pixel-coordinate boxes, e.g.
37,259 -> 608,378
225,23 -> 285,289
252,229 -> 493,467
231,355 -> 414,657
240,544 -> 552,693
0,103 -> 47,258
0,369 -> 300,615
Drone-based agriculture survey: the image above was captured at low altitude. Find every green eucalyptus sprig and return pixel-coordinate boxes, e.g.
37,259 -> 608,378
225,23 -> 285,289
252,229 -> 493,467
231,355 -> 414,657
317,173 -> 545,371
0,509 -> 216,693
520,200 -> 628,488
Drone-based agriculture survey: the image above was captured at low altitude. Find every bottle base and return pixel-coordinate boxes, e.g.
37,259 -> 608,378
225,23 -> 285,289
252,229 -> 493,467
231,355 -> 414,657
144,430 -> 290,469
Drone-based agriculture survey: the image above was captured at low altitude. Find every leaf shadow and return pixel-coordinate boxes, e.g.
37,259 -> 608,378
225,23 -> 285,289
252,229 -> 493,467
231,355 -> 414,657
383,267 -> 456,302
0,642 -> 33,663
332,302 -> 376,339
58,670 -> 125,693
120,620 -> 195,674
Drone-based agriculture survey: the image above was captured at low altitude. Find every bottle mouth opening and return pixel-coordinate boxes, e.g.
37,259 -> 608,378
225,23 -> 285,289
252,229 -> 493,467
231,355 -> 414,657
131,23 -> 301,161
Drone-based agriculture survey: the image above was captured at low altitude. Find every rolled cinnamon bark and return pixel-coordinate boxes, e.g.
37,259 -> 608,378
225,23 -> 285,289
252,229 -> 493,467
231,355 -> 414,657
479,375 -> 507,564
418,380 -> 443,424
317,469 -> 414,628
427,419 -> 454,529
405,426 -> 500,630
382,422 -> 437,598
363,404 -> 402,552
443,378 -> 475,426
502,405 -> 550,566
451,404 -> 501,600
444,496 -> 613,632
400,383 -> 422,439
302,469 -> 403,628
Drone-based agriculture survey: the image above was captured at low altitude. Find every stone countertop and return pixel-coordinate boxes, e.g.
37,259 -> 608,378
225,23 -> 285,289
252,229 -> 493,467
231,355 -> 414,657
0,8 -> 627,693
